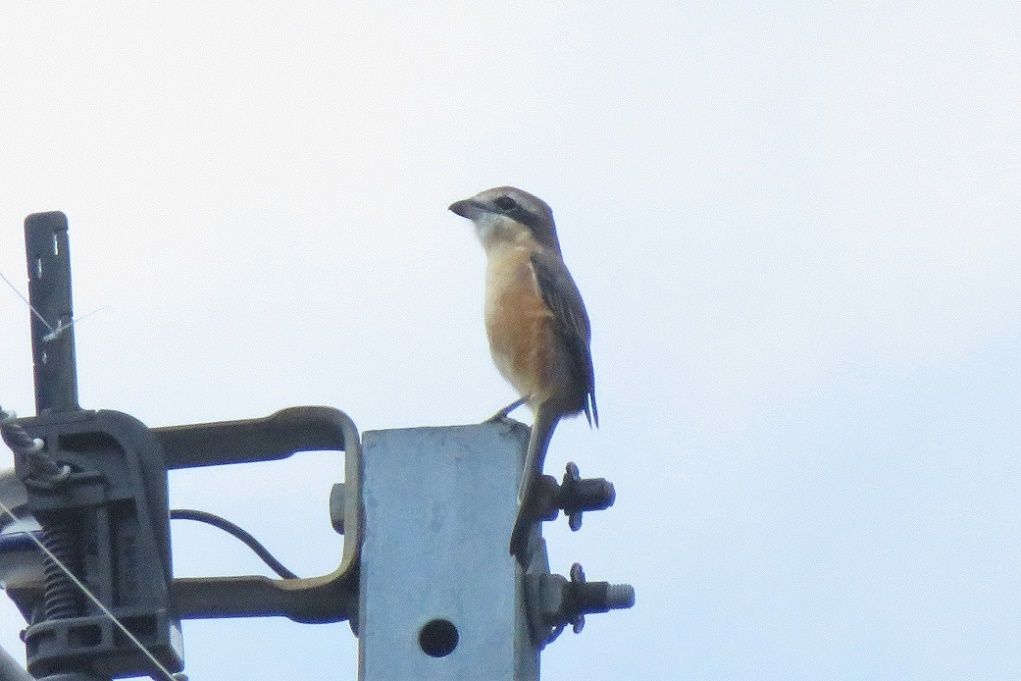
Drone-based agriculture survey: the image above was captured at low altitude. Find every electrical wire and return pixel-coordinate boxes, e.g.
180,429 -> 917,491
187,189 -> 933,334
169,509 -> 299,580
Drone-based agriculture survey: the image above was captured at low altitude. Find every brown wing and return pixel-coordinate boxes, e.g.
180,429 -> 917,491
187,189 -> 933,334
529,251 -> 598,427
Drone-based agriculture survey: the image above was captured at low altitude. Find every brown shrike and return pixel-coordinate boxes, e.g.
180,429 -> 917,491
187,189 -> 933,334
449,186 -> 598,560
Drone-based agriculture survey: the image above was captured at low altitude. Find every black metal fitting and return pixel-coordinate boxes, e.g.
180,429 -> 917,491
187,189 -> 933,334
557,462 -> 616,531
11,213 -> 184,680
525,561 -> 635,646
529,462 -> 617,530
14,409 -> 184,680
4,213 -> 365,681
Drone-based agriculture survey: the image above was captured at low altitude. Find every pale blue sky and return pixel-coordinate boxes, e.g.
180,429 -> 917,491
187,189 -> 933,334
2,3 -> 1019,680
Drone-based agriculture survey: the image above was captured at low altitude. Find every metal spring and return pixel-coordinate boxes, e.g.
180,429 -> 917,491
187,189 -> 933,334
41,521 -> 81,620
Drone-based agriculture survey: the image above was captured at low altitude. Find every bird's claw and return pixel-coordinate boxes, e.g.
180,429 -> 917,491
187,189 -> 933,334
484,396 -> 528,424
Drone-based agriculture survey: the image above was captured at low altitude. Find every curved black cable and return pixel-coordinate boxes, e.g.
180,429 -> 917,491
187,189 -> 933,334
169,509 -> 299,580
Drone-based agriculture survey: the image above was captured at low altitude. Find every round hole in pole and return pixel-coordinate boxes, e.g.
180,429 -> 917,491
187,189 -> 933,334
419,618 -> 459,657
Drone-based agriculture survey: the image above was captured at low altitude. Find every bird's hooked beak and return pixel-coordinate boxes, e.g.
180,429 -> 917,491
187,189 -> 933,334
448,198 -> 488,220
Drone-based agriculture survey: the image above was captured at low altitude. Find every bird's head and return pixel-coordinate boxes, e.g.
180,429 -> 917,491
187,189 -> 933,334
449,186 -> 560,253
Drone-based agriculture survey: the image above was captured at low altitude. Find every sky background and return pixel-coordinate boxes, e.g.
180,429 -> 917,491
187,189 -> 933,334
1,3 -> 1020,680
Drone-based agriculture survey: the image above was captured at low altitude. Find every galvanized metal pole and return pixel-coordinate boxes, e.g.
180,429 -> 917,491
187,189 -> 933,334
357,422 -> 539,681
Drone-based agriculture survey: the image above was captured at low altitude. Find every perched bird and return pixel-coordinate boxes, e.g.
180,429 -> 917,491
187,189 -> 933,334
449,186 -> 598,560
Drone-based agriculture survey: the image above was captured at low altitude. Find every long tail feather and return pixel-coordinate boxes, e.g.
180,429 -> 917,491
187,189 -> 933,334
509,406 -> 560,561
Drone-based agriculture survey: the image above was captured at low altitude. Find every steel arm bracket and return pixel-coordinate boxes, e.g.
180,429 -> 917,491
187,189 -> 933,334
155,406 -> 362,624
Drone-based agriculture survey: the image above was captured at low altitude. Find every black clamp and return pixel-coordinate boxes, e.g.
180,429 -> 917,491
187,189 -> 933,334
533,462 -> 616,531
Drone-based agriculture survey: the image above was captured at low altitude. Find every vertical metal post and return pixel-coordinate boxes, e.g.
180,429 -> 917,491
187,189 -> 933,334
24,212 -> 79,414
358,423 -> 539,681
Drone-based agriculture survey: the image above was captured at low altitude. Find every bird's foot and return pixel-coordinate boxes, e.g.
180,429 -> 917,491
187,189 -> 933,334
483,396 -> 528,424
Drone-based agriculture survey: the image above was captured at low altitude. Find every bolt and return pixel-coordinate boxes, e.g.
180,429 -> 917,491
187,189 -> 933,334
605,583 -> 636,609
558,463 -> 616,531
329,483 -> 345,535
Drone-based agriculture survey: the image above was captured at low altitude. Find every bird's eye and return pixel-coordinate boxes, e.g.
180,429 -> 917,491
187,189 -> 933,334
494,196 -> 518,211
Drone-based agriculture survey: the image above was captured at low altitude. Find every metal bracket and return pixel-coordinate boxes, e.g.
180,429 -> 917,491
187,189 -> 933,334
155,406 -> 362,624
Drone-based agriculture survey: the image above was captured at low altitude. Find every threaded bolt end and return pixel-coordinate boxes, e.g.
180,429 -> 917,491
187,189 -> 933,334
604,584 -> 635,609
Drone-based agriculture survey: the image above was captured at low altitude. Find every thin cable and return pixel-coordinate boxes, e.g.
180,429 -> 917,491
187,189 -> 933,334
170,509 -> 299,580
0,269 -> 55,335
66,304 -> 110,327
1,267 -> 109,343
0,499 -> 179,681
41,305 -> 111,342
